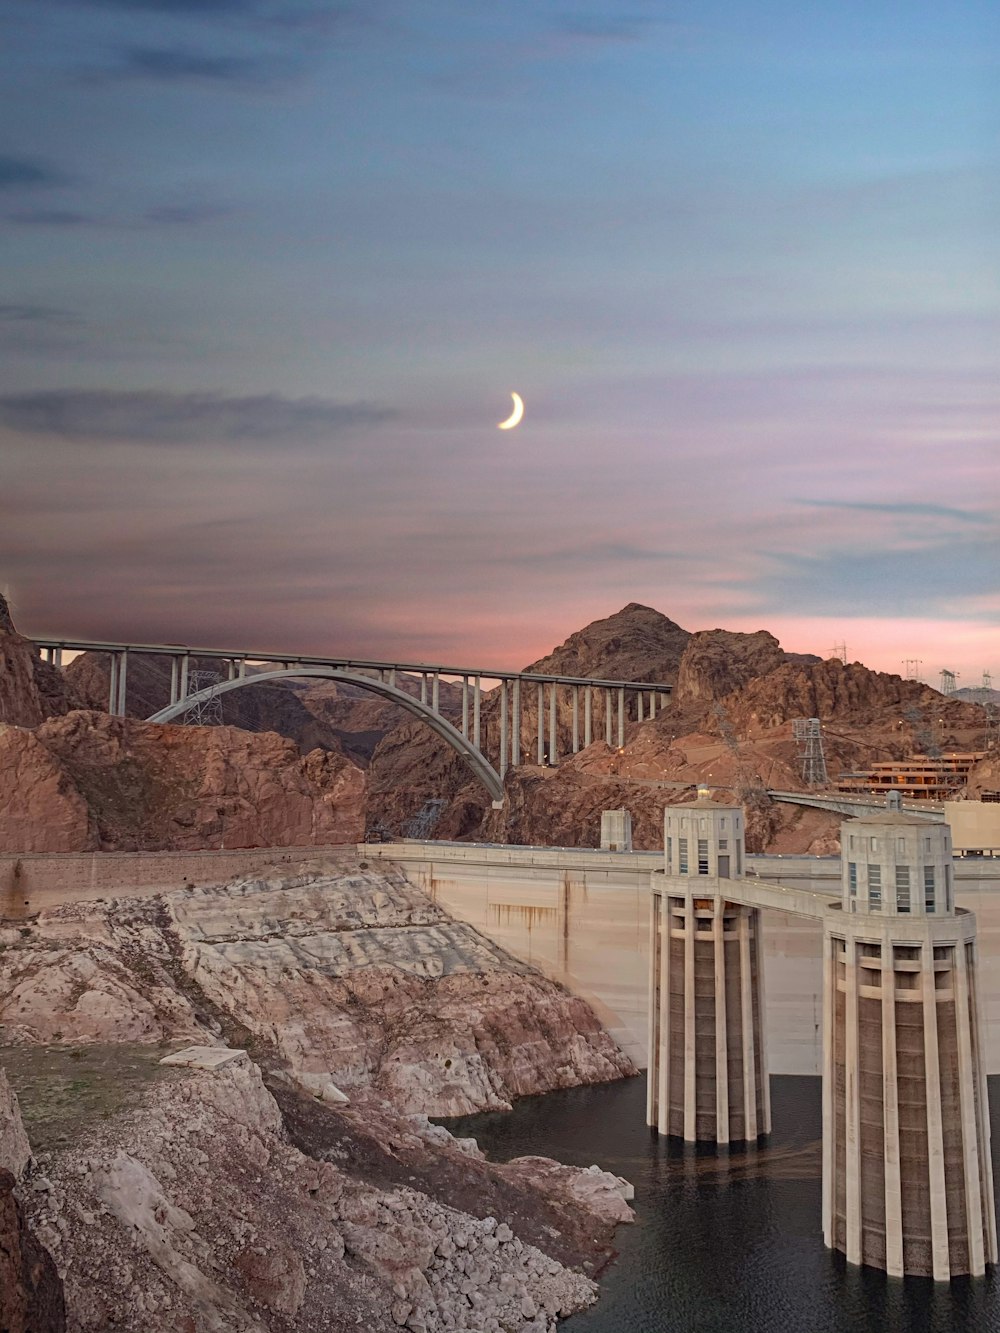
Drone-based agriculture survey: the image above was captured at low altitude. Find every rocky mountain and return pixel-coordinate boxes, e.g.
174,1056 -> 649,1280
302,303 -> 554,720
523,603 -> 690,682
0,711 -> 365,853
0,858 -> 637,1331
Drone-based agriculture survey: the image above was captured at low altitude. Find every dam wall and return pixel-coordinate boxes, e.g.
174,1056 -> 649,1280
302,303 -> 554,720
0,844 -> 355,917
364,841 -> 1000,1076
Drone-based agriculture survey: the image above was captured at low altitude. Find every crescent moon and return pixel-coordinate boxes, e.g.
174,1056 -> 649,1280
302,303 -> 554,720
497,391 -> 524,430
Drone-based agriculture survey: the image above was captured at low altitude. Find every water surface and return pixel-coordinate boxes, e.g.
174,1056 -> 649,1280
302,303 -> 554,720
445,1075 -> 1000,1333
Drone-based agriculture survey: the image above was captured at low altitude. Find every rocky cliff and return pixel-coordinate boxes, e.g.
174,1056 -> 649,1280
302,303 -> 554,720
0,711 -> 365,853
716,657 -> 960,734
0,593 -> 79,729
1,858 -> 636,1331
674,629 -> 786,705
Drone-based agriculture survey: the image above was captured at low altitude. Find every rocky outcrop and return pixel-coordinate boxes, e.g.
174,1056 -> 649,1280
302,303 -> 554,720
0,1071 -> 66,1333
0,861 -> 635,1112
17,1055 -> 608,1333
0,593 -> 78,728
1,1070 -> 33,1180
718,658 -> 968,735
1,859 -> 636,1330
674,629 -> 786,705
0,711 -> 365,853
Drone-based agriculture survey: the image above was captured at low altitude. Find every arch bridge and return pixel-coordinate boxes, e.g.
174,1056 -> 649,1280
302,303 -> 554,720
32,635 -> 673,802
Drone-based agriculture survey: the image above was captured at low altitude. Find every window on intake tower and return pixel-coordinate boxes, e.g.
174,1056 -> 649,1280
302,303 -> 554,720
848,862 -> 857,895
679,837 -> 688,874
895,865 -> 911,913
924,865 -> 935,912
698,839 -> 709,874
868,864 -> 882,910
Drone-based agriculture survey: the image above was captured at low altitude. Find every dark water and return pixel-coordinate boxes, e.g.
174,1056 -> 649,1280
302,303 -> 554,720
444,1076 -> 1000,1333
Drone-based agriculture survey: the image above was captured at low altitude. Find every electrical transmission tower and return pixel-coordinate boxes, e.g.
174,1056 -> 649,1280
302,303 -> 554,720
939,668 -> 958,696
904,705 -> 941,759
792,718 -> 829,787
829,641 -> 847,665
902,659 -> 922,682
712,703 -> 769,804
185,670 -> 224,725
978,671 -> 999,750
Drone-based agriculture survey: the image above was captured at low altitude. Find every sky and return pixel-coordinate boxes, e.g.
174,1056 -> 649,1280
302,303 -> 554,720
1,0 -> 998,682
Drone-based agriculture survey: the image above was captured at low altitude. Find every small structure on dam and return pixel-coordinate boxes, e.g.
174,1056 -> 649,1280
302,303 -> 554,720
646,788 -> 770,1143
822,796 -> 997,1280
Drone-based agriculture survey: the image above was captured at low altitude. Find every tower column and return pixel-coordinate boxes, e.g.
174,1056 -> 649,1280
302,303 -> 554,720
823,800 -> 996,1278
648,793 -> 769,1144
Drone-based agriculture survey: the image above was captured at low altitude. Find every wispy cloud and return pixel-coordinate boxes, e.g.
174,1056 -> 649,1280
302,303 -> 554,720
797,499 -> 993,524
0,155 -> 66,190
4,209 -> 92,226
552,12 -> 656,45
93,45 -> 299,88
0,389 -> 393,444
0,303 -> 80,325
752,537 -> 1000,621
143,201 -> 234,225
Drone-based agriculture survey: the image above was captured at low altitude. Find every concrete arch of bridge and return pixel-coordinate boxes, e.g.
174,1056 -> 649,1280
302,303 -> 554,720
145,667 -> 504,803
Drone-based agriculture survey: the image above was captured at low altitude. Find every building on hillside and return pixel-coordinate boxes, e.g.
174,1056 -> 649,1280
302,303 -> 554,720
836,753 -> 986,801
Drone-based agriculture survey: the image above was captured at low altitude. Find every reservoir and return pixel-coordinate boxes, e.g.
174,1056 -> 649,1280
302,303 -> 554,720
445,1075 -> 1000,1333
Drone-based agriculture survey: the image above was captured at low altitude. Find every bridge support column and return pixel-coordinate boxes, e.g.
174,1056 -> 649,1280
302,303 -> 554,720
420,674 -> 428,705
572,686 -> 580,753
511,678 -> 520,767
584,686 -> 592,748
179,654 -> 189,702
461,678 -> 469,738
536,683 -> 544,764
649,690 -> 656,721
499,682 -> 508,779
116,649 -> 128,716
637,692 -> 644,723
432,672 -> 440,713
605,688 -> 613,746
648,793 -> 769,1143
107,653 -> 119,715
548,684 -> 557,765
473,676 -> 481,749
617,686 -> 625,748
